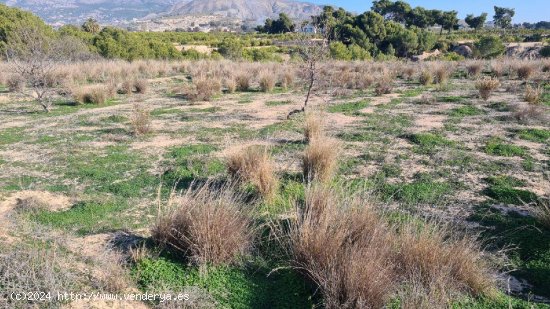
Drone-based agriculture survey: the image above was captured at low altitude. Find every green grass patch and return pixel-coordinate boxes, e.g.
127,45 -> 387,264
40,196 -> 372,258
449,105 -> 485,118
469,205 -> 550,298
485,138 -> 526,157
361,113 -> 412,137
483,176 -> 537,205
31,200 -> 131,235
437,96 -> 465,103
64,145 -> 157,198
133,257 -> 314,308
381,174 -> 452,205
517,128 -> 550,143
187,106 -> 223,113
327,100 -> 369,115
0,127 -> 25,145
151,108 -> 181,116
406,132 -> 455,154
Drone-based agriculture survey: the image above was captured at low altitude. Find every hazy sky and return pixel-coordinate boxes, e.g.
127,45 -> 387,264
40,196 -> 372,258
309,0 -> 549,23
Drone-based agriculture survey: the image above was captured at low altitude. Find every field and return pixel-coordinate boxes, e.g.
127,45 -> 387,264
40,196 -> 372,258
0,59 -> 549,308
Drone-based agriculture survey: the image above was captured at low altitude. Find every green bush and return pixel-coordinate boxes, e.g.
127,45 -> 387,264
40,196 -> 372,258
474,36 -> 505,59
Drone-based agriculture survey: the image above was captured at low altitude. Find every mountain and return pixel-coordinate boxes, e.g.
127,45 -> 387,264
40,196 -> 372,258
166,0 -> 322,22
0,0 -> 322,27
1,0 -> 179,25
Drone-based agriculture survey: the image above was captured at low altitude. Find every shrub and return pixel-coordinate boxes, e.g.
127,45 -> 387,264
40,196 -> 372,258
226,146 -> 278,199
119,79 -> 133,94
6,74 -> 25,92
374,75 -> 394,96
475,77 -> 500,101
302,135 -> 339,183
151,183 -> 254,267
130,104 -> 152,136
259,73 -> 275,92
419,70 -> 433,86
280,72 -> 294,90
287,186 -> 395,308
474,36 -> 505,59
186,76 -> 221,102
0,242 -> 74,308
235,74 -> 250,91
490,61 -> 505,78
513,105 -> 548,124
524,85 -> 543,104
73,85 -> 109,104
540,46 -> 550,58
223,78 -> 236,93
516,64 -> 535,80
285,186 -> 495,308
134,79 -> 149,94
433,65 -> 451,84
542,61 -> 550,73
466,62 -> 483,77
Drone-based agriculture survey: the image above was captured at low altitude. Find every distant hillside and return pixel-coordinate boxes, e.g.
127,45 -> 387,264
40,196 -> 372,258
166,0 -> 322,22
0,0 -> 179,25
0,0 -> 322,26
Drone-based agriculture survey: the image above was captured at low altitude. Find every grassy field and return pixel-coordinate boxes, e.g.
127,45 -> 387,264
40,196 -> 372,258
0,59 -> 549,308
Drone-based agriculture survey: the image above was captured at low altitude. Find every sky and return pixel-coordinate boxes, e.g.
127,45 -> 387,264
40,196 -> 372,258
308,0 -> 549,23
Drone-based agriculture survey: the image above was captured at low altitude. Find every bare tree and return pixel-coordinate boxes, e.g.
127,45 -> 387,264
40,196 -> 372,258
287,26 -> 332,119
4,24 -> 90,112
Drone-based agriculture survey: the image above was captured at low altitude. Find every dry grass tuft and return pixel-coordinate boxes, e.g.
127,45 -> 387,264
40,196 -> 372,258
119,79 -> 133,95
467,62 -> 483,77
280,72 -> 294,90
302,135 -> 339,183
534,195 -> 550,230
134,79 -> 149,94
0,242 -> 74,308
419,70 -> 433,86
151,183 -> 254,267
259,73 -> 275,92
475,77 -> 500,101
7,74 -> 24,92
285,186 -> 495,308
512,105 -> 549,124
288,185 -> 395,308
235,74 -> 251,91
226,146 -> 278,199
374,75 -> 394,96
130,103 -> 152,136
433,64 -> 452,84
304,112 -> 324,142
223,78 -> 237,93
516,64 -> 535,80
186,76 -> 221,102
524,84 -> 543,104
73,85 -> 109,105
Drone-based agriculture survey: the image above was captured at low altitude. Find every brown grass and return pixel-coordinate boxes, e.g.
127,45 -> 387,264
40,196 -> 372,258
134,79 -> 149,94
534,195 -> 550,230
467,62 -> 483,77
475,77 -> 500,101
7,74 -> 24,92
130,104 -> 152,136
235,74 -> 250,91
151,183 -> 254,267
512,105 -> 549,124
433,64 -> 452,84
223,78 -> 236,93
374,75 -> 394,96
280,71 -> 294,90
226,146 -> 278,199
186,76 -> 221,102
259,73 -> 275,92
419,70 -> 433,86
73,85 -> 109,104
285,186 -> 495,308
516,64 -> 535,80
304,112 -> 324,142
119,79 -> 133,95
302,135 -> 339,183
524,84 -> 543,104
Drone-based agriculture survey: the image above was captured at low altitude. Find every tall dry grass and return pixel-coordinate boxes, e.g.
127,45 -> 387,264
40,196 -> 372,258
475,77 -> 500,101
226,146 -> 278,199
302,135 -> 339,183
283,185 -> 495,309
151,183 -> 254,267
